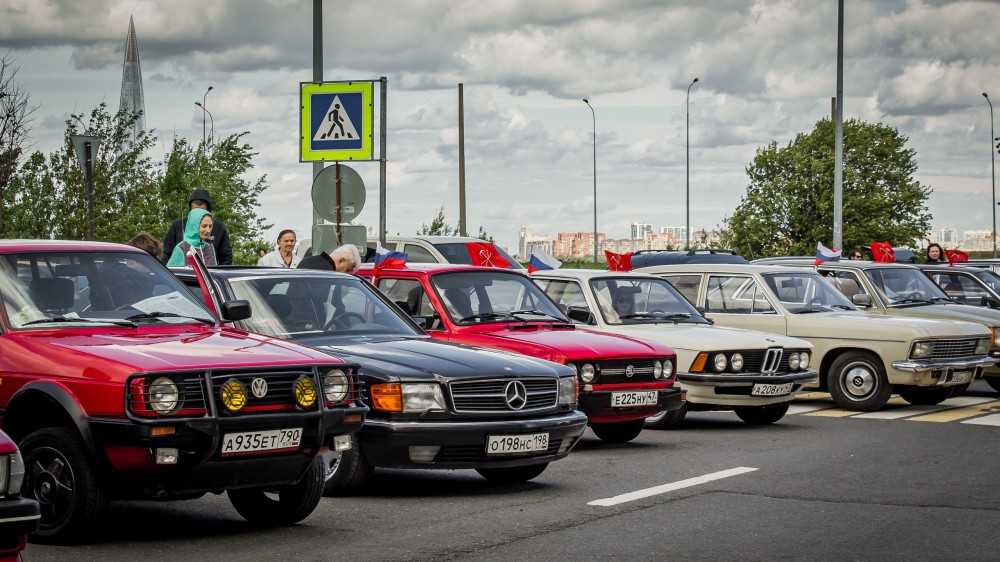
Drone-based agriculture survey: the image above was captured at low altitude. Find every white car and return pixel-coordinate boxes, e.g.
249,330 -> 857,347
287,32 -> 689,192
531,269 -> 818,427
297,236 -> 524,270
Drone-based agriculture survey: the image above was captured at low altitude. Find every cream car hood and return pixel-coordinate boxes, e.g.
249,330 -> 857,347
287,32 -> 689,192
787,311 -> 991,340
596,324 -> 811,354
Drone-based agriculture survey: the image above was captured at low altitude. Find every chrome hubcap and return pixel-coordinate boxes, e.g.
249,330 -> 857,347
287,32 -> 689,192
843,364 -> 876,398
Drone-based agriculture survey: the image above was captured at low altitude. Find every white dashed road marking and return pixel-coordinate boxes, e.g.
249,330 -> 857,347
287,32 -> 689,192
588,466 -> 758,507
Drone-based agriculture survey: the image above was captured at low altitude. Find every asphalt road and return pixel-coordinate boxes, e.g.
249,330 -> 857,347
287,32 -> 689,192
27,380 -> 1000,561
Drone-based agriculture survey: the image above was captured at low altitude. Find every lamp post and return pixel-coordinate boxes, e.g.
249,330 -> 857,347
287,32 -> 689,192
195,102 -> 214,145
686,77 -> 699,249
200,86 -> 213,146
986,93 -> 997,259
583,98 -> 597,264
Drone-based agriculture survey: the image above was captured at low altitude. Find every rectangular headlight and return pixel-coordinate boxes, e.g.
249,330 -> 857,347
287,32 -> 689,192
993,328 -> 1000,347
976,337 -> 991,355
401,383 -> 447,412
910,341 -> 934,359
558,377 -> 578,405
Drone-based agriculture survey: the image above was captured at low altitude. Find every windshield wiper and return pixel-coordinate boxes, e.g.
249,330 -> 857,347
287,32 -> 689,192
830,304 -> 856,310
890,298 -> 932,306
125,311 -> 215,325
510,309 -> 566,321
792,307 -> 832,314
459,312 -> 516,322
928,296 -> 956,304
23,316 -> 137,328
620,312 -> 694,323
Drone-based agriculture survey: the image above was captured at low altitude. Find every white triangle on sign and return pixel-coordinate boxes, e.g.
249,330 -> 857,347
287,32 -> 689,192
313,95 -> 360,142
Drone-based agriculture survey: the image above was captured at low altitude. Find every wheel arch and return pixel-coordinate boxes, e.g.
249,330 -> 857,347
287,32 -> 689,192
818,347 -> 882,390
4,381 -> 97,455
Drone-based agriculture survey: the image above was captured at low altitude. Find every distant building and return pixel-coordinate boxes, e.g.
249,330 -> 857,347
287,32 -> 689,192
659,225 -> 690,244
119,16 -> 146,141
518,228 -> 555,259
554,232 -> 605,259
630,222 -> 652,240
961,230 -> 995,252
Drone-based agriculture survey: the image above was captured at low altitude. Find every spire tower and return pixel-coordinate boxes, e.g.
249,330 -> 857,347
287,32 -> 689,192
119,15 -> 146,140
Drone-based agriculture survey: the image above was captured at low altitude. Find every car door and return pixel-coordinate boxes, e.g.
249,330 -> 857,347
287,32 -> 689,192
929,271 -> 990,306
699,274 -> 788,335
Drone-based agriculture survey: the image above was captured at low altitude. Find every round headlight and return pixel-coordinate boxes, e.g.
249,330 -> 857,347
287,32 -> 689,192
730,353 -> 744,372
580,363 -> 596,383
663,359 -> 674,378
800,352 -> 811,369
566,363 -> 579,376
323,369 -> 349,403
653,360 -> 663,378
149,377 -> 180,415
712,353 -> 727,372
220,379 -> 247,413
788,352 -> 801,370
294,375 -> 318,408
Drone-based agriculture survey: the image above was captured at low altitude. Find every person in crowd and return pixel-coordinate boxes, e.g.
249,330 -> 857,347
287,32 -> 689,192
166,208 -> 216,266
258,229 -> 300,268
127,232 -> 163,259
926,243 -> 946,263
298,244 -> 361,273
161,189 -> 232,265
848,249 -> 864,260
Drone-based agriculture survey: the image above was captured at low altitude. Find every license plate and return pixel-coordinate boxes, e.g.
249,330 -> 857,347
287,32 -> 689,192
611,391 -> 658,407
751,382 -> 794,396
486,433 -> 549,455
949,371 -> 973,385
221,428 -> 302,457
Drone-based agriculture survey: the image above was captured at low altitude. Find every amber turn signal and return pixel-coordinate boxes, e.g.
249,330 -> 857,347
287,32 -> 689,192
370,383 -> 404,412
690,352 -> 708,373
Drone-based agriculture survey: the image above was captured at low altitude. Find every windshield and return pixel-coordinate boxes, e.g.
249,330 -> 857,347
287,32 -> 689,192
431,270 -> 568,324
0,250 -> 214,329
433,243 -> 523,269
973,269 -> 1000,294
230,275 -> 421,338
761,271 -> 857,313
864,267 -> 950,306
591,277 -> 709,325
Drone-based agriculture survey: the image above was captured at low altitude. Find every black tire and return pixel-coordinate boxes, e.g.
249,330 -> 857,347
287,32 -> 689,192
897,385 -> 954,406
733,402 -> 790,425
827,351 -> 892,412
590,419 -> 646,443
987,377 -> 1000,393
475,463 -> 548,484
323,436 -> 375,496
645,402 -> 688,429
950,382 -> 972,397
21,427 -> 107,545
228,456 -> 324,526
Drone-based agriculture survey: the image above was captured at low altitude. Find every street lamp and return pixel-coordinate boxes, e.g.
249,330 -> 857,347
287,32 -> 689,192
686,77 -> 699,249
583,98 -> 597,264
200,86 -> 213,146
195,102 -> 214,145
986,93 -> 997,258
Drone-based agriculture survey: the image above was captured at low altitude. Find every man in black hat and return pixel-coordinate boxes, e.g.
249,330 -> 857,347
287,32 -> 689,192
160,189 -> 233,265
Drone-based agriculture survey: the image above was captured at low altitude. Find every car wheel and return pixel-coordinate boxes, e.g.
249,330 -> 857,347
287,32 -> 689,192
590,419 -> 646,443
950,382 -> 971,397
733,402 -> 790,424
897,385 -> 954,406
827,351 -> 892,411
645,402 -> 688,429
228,456 -> 324,526
986,377 -> 1000,393
21,427 -> 107,545
475,463 -> 548,484
323,436 -> 375,496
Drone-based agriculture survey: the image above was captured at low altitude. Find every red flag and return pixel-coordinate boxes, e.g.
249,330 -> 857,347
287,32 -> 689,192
467,242 -> 511,268
869,242 -> 895,263
945,249 -> 968,265
604,250 -> 633,272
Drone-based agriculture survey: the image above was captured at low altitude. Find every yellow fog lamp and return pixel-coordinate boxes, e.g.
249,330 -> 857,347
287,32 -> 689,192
220,379 -> 247,413
294,376 -> 318,408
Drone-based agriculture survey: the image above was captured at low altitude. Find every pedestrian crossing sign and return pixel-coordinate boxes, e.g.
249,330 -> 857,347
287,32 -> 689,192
300,81 -> 374,162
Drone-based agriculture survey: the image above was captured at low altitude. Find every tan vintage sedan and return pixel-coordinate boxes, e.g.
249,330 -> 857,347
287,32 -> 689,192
635,263 -> 995,412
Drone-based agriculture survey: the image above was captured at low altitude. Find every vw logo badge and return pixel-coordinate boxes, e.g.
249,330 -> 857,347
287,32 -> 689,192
250,377 -> 268,399
504,380 -> 527,410
625,365 -> 635,378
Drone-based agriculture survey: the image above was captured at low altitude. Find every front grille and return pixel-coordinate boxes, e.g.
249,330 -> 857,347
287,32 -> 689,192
449,378 -> 558,413
436,439 -> 564,463
597,359 -> 658,384
931,338 -> 982,359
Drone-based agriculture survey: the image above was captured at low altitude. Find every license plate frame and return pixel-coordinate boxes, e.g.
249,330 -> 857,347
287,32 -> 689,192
751,382 -> 794,397
221,427 -> 303,457
610,391 -> 659,407
948,370 -> 973,385
486,433 -> 549,455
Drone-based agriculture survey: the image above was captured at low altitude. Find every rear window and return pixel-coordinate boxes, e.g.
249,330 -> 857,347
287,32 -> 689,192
433,243 -> 522,269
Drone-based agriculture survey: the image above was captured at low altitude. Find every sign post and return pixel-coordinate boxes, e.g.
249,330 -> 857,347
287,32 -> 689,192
70,134 -> 101,240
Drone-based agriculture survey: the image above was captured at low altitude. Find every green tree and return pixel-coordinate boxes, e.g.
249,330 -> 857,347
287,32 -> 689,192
0,52 -> 37,233
720,118 -> 932,259
418,206 -> 459,236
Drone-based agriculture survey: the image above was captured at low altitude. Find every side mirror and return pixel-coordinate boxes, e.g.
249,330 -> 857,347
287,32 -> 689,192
983,296 -> 1000,308
566,306 -> 594,324
220,299 -> 252,322
851,293 -> 873,308
411,313 -> 440,329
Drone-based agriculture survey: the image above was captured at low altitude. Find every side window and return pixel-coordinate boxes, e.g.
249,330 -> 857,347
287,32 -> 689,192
402,244 -> 436,263
705,275 -> 767,314
377,278 -> 424,315
937,273 -> 988,304
662,274 -> 701,306
822,270 -> 866,301
536,279 -> 586,316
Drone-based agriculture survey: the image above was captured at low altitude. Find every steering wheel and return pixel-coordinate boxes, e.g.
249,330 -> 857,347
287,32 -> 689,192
324,312 -> 366,330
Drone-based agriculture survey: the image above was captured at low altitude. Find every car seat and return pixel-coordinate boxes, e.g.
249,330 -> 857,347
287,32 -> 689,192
265,293 -> 294,323
29,278 -> 75,314
443,288 -> 474,319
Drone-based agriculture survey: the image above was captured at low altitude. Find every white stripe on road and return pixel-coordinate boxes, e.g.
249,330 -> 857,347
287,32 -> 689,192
962,414 -> 1000,426
787,403 -> 833,415
856,396 -> 995,420
588,466 -> 758,507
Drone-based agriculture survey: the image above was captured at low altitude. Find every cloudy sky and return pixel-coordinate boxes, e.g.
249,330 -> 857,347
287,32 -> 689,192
1,0 -> 998,254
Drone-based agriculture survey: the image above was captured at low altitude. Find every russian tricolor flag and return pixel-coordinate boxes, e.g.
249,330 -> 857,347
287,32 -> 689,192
815,242 -> 841,265
375,242 -> 407,269
527,248 -> 561,273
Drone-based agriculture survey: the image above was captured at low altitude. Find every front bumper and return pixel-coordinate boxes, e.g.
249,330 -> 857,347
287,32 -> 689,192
359,410 -> 588,469
891,355 -> 995,385
0,497 -> 39,539
579,387 -> 684,423
680,370 -> 818,406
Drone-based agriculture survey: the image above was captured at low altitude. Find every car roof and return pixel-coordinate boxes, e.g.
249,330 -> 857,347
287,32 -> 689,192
630,249 -> 748,268
634,263 -> 823,275
0,240 -> 144,253
752,257 -> 921,270
355,262 -> 526,276
174,266 -> 358,281
913,264 -> 980,272
376,235 -> 489,243
529,268 -> 663,281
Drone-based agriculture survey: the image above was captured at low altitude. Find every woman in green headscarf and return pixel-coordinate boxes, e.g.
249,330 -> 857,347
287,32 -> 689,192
167,208 -> 217,266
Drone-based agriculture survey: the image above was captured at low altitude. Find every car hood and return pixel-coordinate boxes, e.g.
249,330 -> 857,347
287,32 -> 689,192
0,327 -> 340,380
787,311 -> 991,340
452,324 -> 674,363
594,324 -> 811,353
885,303 -> 1000,328
294,335 -> 571,380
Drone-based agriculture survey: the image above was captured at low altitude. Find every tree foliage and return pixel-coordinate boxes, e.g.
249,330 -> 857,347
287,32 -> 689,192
720,118 -> 932,259
417,206 -> 493,241
0,52 -> 38,232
